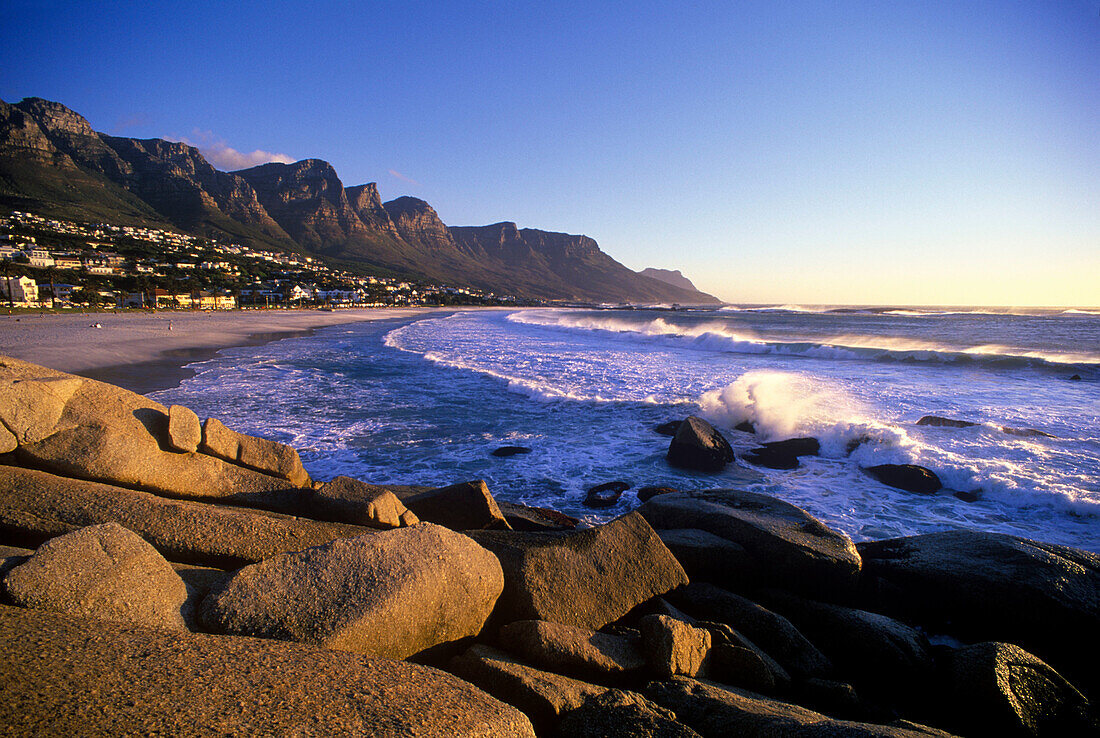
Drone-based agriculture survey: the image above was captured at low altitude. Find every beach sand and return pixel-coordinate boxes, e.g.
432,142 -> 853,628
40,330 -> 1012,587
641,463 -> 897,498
0,308 -> 436,393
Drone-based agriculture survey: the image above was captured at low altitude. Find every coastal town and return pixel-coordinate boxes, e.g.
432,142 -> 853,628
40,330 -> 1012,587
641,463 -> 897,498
0,211 -> 521,310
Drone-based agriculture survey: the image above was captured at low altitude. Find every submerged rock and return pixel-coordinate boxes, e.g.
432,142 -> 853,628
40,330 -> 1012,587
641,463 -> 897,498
865,464 -> 942,494
667,416 -> 735,472
742,437 -> 821,470
655,421 -> 682,437
916,416 -> 978,428
201,524 -> 504,659
493,446 -> 532,457
585,481 -> 631,508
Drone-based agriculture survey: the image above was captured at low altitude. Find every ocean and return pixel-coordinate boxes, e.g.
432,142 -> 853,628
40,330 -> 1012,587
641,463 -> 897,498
151,305 -> 1100,553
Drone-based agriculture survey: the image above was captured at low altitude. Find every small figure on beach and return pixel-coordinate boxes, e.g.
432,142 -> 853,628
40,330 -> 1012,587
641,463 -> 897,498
90,322 -> 103,329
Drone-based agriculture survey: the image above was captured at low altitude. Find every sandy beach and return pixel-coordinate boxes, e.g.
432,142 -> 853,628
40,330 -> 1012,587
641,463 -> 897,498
0,308 -> 437,393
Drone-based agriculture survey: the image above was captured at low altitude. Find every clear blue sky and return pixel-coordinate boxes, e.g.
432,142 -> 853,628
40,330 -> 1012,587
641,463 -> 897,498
2,1 -> 1097,305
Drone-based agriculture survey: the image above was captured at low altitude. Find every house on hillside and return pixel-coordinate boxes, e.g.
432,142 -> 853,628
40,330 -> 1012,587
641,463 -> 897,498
1,275 -> 38,305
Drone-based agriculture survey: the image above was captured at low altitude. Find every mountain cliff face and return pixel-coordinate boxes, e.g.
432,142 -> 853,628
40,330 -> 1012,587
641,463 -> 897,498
638,268 -> 702,294
0,96 -> 718,303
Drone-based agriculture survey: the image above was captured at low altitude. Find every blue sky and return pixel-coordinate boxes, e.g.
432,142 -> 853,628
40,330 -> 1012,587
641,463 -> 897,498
2,1 -> 1097,305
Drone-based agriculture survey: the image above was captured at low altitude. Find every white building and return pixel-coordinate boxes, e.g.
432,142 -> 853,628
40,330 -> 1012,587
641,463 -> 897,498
1,275 -> 38,305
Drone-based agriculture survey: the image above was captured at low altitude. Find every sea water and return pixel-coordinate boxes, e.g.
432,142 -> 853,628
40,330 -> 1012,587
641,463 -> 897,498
151,306 -> 1100,552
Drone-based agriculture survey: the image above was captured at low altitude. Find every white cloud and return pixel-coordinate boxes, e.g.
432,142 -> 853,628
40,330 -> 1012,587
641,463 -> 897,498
175,129 -> 294,171
388,169 -> 421,187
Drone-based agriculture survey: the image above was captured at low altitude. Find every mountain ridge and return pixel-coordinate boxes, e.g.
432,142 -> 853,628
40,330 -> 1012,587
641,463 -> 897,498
0,96 -> 718,304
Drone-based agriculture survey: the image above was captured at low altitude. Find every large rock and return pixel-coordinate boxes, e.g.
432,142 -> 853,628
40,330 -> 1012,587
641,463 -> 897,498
201,524 -> 503,659
762,591 -> 933,706
166,404 -> 201,453
667,416 -> 735,471
944,642 -> 1095,737
467,512 -> 688,630
697,620 -> 792,693
305,476 -> 418,528
667,583 -> 832,680
396,480 -> 511,530
645,677 -> 956,737
0,357 -> 308,511
499,619 -> 645,680
553,690 -> 703,738
450,644 -> 608,732
640,614 -> 712,678
200,416 -> 311,486
0,605 -> 536,736
497,501 -> 579,531
0,465 -> 371,568
657,528 -> 754,588
858,531 -> 1100,686
638,489 -> 861,598
2,522 -> 187,630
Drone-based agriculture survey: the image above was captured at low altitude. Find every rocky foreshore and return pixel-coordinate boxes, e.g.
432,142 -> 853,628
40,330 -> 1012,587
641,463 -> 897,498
0,354 -> 1096,736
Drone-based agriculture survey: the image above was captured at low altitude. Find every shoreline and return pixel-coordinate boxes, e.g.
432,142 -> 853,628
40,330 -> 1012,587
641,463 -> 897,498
0,308 -> 442,394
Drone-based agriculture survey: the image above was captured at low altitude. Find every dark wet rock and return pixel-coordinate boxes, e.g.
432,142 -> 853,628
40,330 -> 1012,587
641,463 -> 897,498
498,619 -> 645,679
744,437 -> 820,469
762,590 -> 933,706
667,416 -> 735,472
696,620 -> 791,692
864,464 -> 942,494
0,605 -> 536,736
3,522 -> 187,631
399,479 -> 510,530
667,583 -> 832,681
637,489 -> 861,598
1069,374 -> 1082,381
656,528 -> 754,589
916,416 -> 978,428
201,524 -> 503,660
640,614 -> 712,678
638,486 -> 679,503
493,446 -> 532,457
734,421 -> 756,433
706,643 -> 778,693
497,501 -> 579,531
858,531 -> 1100,692
467,512 -> 688,630
944,642 -> 1094,738
554,689 -> 703,738
450,643 -> 607,733
953,489 -> 981,503
0,465 -> 371,569
655,421 -> 682,437
1001,426 -> 1056,439
585,481 -> 631,509
742,448 -> 801,469
306,475 -> 419,528
645,677 -> 956,737
795,678 -> 870,721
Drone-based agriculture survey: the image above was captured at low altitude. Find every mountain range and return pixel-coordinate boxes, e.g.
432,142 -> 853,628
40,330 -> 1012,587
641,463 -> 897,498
0,97 -> 717,304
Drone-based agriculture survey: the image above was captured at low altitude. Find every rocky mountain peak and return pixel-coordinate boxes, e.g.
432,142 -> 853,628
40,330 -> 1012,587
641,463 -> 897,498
383,197 -> 454,248
15,98 -> 98,138
638,267 -> 701,294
